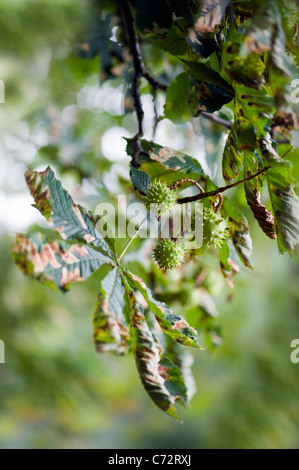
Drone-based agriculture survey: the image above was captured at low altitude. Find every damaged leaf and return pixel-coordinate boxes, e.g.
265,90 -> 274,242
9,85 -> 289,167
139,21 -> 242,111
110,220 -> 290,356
93,268 -> 130,355
124,269 -> 202,349
13,232 -> 112,291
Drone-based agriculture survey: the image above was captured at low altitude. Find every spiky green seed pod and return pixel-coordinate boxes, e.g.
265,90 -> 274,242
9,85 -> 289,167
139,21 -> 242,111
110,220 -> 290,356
145,179 -> 176,217
153,239 -> 186,271
203,208 -> 228,248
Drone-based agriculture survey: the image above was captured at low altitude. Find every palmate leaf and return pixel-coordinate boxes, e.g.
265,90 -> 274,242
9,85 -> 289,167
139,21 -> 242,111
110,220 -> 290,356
258,137 -> 299,254
25,167 -> 114,258
94,268 -> 130,355
164,72 -> 192,124
121,275 -> 188,420
13,232 -> 112,292
124,269 -> 202,349
222,104 -> 256,184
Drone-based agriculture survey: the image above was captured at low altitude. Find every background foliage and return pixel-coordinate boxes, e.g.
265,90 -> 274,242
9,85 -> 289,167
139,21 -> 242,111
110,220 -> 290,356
0,0 -> 299,448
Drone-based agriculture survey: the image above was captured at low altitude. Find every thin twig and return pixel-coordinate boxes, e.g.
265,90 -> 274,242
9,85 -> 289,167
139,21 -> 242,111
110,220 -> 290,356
281,146 -> 293,158
118,216 -> 147,261
169,178 -> 205,193
200,113 -> 291,145
141,69 -> 168,91
212,193 -> 223,213
121,0 -> 144,167
120,0 -> 167,166
201,111 -> 233,129
177,166 -> 269,204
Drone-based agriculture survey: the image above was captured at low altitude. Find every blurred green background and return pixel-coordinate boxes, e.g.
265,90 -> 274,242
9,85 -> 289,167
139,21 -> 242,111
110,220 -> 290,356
0,0 -> 299,449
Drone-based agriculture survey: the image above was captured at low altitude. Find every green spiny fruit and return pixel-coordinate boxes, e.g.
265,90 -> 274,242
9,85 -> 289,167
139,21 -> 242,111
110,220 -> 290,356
203,208 -> 228,248
153,239 -> 186,271
145,179 -> 176,217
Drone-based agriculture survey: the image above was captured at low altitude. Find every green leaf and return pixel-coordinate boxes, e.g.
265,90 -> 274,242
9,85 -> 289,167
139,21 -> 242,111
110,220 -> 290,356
234,85 -> 275,135
164,72 -> 192,124
93,268 -> 130,355
159,356 -> 188,404
121,276 -> 185,420
129,139 -> 207,178
164,338 -> 196,400
223,41 -> 265,89
186,288 -> 221,350
181,59 -> 234,94
124,269 -> 202,349
258,137 -> 299,254
132,305 -> 181,419
25,167 -> 113,257
224,205 -> 253,269
189,79 -> 234,114
130,166 -> 151,195
13,232 -> 112,292
222,132 -> 242,183
219,238 -> 241,287
146,23 -> 188,56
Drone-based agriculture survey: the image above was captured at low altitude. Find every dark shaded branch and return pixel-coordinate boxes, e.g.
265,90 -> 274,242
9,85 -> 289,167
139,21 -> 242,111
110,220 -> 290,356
120,0 -> 167,166
121,0 -> 144,167
201,113 -> 291,145
169,178 -> 205,193
141,69 -> 168,91
177,167 -> 269,204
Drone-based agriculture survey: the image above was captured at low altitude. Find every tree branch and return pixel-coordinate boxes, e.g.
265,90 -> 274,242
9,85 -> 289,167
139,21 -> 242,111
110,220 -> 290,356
201,111 -> 233,129
141,69 -> 168,91
177,166 -> 270,204
169,178 -> 205,193
120,0 -> 167,166
120,3 -> 286,168
121,0 -> 144,167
